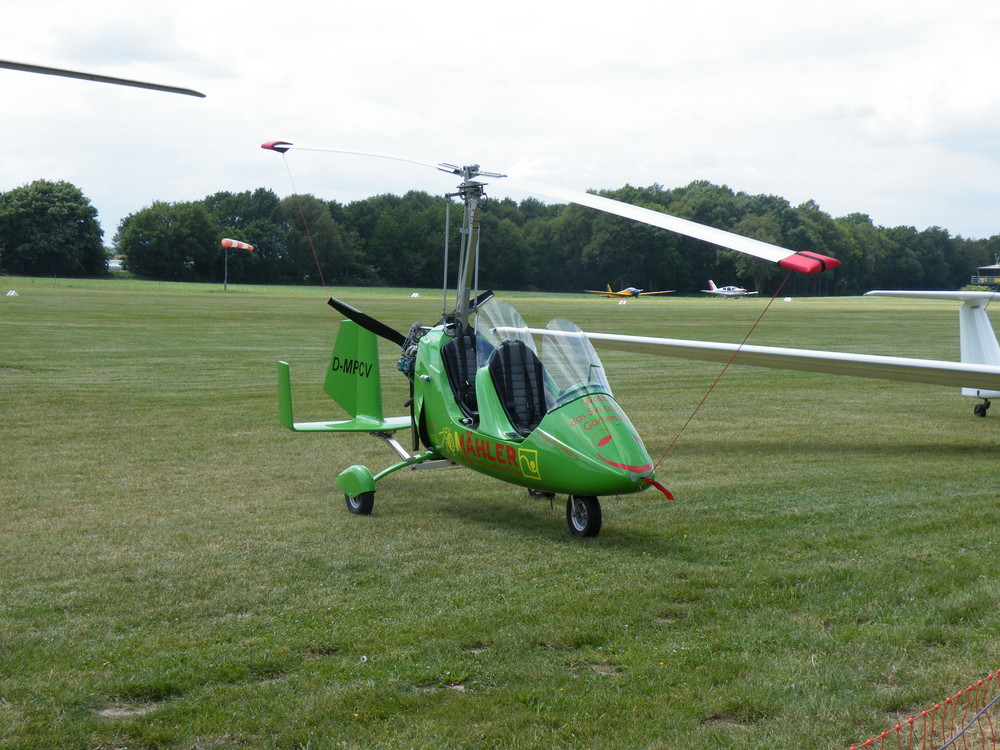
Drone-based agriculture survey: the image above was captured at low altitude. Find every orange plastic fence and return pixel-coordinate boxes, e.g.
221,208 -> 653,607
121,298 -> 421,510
850,669 -> 1000,750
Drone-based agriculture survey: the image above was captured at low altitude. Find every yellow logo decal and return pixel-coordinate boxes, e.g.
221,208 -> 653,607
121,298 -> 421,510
517,448 -> 542,480
441,427 -> 459,455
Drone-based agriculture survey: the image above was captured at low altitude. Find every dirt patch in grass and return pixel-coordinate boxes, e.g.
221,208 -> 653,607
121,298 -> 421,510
94,703 -> 159,719
702,712 -> 751,730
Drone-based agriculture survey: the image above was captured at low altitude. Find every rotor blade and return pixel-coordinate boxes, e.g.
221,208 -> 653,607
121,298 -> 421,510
327,297 -> 406,347
261,144 -> 839,273
261,142 -> 440,171
484,175 -> 838,274
0,59 -> 205,98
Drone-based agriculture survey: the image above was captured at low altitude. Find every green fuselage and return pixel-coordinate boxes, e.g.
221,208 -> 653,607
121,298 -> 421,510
414,328 -> 655,497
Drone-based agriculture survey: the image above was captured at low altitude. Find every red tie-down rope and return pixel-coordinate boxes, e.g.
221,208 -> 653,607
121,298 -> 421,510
651,272 -> 793,473
273,147 -> 328,289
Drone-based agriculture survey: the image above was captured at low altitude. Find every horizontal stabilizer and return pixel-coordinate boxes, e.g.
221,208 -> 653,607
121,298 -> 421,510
279,361 -> 411,433
864,290 -> 1000,303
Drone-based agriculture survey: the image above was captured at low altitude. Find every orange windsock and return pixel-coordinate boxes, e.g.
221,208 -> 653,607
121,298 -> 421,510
221,238 -> 253,251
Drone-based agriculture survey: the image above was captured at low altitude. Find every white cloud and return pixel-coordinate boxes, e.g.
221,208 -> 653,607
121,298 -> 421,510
4,0 -> 1000,243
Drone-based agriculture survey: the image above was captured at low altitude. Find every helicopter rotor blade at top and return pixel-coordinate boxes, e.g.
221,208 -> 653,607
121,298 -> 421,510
0,58 -> 206,98
262,142 -> 438,171
261,142 -> 839,275
482,175 -> 838,275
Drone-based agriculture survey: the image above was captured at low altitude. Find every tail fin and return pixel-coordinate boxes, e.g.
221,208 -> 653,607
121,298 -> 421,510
708,280 -> 717,291
865,290 -> 1000,397
324,319 -> 385,421
278,320 -> 410,432
956,296 -> 1000,396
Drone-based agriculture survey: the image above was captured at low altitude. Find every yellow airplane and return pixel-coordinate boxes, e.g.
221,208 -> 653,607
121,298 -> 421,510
585,284 -> 674,299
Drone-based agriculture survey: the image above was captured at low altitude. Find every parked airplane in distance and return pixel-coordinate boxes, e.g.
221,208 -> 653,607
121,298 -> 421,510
586,284 -> 674,298
701,280 -> 758,298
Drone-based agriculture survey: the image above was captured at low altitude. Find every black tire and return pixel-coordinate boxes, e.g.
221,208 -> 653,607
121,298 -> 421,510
345,491 -> 375,515
566,495 -> 602,537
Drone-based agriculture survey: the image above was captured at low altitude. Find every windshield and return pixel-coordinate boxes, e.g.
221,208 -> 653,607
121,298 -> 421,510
476,300 -> 612,410
541,318 -> 613,407
475,299 -> 537,365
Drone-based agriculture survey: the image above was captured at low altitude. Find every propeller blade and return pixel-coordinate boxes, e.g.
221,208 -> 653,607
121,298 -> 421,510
327,297 -> 406,347
0,58 -> 205,97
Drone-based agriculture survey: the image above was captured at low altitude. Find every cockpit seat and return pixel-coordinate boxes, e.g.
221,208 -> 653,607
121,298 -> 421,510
441,327 -> 480,420
489,339 -> 548,436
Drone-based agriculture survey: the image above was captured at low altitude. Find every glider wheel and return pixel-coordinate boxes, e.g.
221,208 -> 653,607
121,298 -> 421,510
345,491 -> 375,515
566,495 -> 602,537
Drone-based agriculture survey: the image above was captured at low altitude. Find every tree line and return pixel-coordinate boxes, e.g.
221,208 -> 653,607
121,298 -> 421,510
3,177 -> 999,296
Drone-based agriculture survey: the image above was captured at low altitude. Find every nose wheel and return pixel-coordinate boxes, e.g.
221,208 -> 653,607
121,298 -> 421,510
566,495 -> 602,537
345,491 -> 375,515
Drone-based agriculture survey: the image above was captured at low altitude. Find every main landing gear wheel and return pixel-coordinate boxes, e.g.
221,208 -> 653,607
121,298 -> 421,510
974,399 -> 991,418
345,491 -> 375,515
566,495 -> 602,537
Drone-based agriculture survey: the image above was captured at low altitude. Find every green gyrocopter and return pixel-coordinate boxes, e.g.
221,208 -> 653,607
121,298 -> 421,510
263,146 -> 1000,538
265,142 -> 842,537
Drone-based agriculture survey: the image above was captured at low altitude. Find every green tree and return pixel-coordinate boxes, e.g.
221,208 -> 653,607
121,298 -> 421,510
728,213 -> 785,294
281,195 -> 367,285
202,189 -> 289,284
911,226 -> 953,289
477,213 -> 529,290
0,179 -> 105,277
115,201 -> 217,281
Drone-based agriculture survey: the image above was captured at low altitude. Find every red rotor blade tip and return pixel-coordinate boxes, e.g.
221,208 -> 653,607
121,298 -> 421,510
779,251 -> 841,274
261,141 -> 292,153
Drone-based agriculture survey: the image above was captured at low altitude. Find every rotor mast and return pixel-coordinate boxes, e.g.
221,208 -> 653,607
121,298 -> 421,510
439,163 -> 504,328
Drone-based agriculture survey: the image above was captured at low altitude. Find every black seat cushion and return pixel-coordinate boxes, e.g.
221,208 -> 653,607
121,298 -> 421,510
441,329 -> 480,419
489,340 -> 547,436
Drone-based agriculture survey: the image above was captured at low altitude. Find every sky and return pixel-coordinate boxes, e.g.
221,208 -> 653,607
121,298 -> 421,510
4,0 -> 1000,245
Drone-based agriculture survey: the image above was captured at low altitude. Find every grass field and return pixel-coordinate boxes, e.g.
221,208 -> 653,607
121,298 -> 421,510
2,276 -> 999,749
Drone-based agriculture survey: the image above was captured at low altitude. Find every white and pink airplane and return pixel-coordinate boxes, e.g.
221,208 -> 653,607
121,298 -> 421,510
701,280 -> 759,297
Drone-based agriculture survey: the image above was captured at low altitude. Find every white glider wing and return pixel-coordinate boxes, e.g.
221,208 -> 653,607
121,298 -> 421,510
523,327 -> 1000,392
580,332 -> 1000,391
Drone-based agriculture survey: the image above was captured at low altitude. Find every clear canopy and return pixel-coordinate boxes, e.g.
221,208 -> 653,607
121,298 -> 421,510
475,299 -> 612,409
